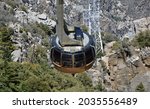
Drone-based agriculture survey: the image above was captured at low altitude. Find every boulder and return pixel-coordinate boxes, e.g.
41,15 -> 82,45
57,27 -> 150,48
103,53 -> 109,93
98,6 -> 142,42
133,17 -> 150,34
108,54 -> 118,66
38,13 -> 47,20
11,49 -> 21,62
143,57 -> 150,67
117,63 -> 126,70
130,72 -> 150,91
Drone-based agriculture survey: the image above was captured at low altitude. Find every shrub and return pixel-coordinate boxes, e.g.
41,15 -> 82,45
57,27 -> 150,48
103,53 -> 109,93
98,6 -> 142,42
20,5 -> 28,13
37,23 -> 52,36
135,82 -> 145,92
112,41 -> 122,50
94,81 -> 105,92
5,0 -> 18,9
101,32 -> 119,43
75,73 -> 94,91
132,30 -> 150,48
81,25 -> 88,33
0,26 -> 15,61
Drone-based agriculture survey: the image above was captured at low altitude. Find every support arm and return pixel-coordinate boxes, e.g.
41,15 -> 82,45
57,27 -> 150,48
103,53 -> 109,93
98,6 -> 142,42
56,0 -> 82,46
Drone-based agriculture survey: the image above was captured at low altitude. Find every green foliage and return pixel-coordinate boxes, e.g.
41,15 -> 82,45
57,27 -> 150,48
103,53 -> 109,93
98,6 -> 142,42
19,28 -> 24,33
37,23 -> 52,36
100,60 -> 110,77
112,38 -> 131,59
20,23 -> 51,64
23,23 -> 52,38
112,41 -> 122,50
0,4 -> 17,24
0,26 -> 15,61
101,32 -> 119,43
96,51 -> 105,58
132,30 -> 150,48
27,44 -> 48,65
81,25 -> 88,33
76,73 -> 94,91
0,61 -> 93,92
135,82 -> 145,92
94,81 -> 105,92
42,36 -> 50,48
20,5 -> 28,13
9,8 -> 15,15
5,0 -> 19,9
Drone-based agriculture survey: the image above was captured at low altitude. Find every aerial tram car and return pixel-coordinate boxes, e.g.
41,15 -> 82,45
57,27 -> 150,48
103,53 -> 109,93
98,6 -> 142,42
50,0 -> 96,74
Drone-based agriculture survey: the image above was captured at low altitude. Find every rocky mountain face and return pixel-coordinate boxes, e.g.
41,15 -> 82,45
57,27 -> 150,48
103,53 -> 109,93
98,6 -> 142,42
96,0 -> 150,91
15,0 -> 150,38
102,43 -> 150,91
100,0 -> 150,37
87,40 -> 150,91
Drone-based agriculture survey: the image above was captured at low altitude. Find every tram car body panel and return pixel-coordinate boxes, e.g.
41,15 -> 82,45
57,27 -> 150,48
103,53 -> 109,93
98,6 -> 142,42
50,33 -> 95,74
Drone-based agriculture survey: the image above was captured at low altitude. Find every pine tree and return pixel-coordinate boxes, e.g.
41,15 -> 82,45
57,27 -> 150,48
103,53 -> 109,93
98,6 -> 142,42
0,26 -> 15,62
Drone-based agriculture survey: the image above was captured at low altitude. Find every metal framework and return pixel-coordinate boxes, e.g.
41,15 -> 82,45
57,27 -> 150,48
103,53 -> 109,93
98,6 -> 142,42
83,0 -> 103,55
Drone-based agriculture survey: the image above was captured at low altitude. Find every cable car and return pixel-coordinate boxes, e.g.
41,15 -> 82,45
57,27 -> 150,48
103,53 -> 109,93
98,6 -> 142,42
50,0 -> 95,73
